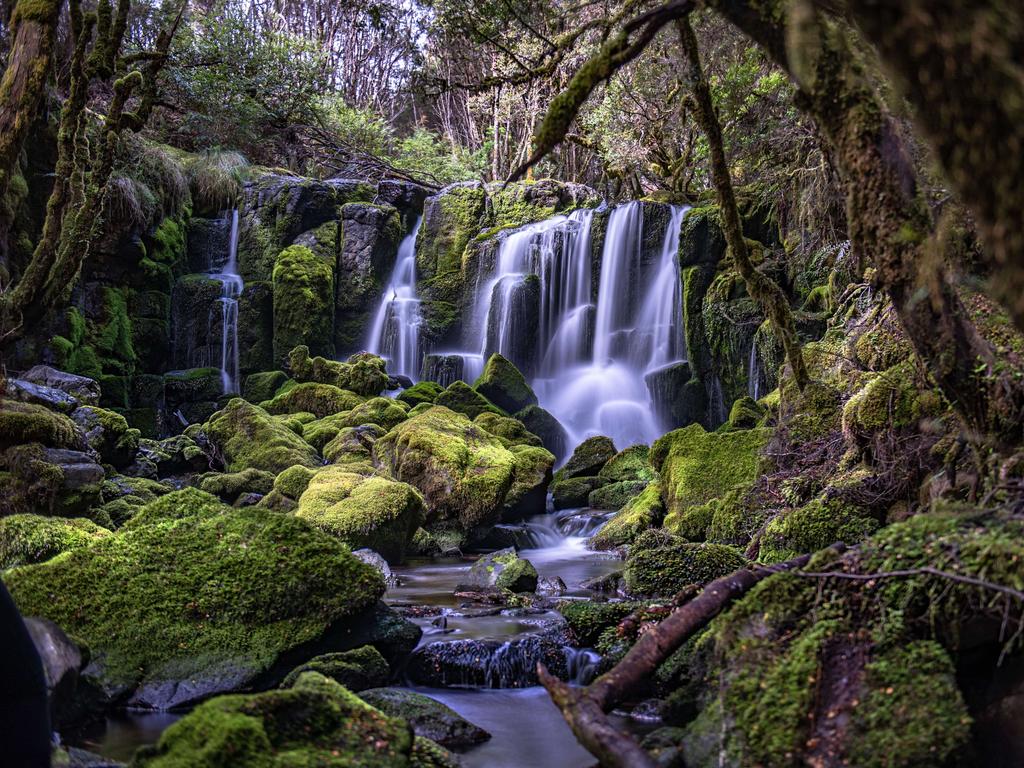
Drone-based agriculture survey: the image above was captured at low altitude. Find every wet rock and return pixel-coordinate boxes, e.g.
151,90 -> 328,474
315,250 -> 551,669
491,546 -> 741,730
25,617 -> 86,727
7,378 -> 81,413
473,353 -> 538,414
360,687 -> 491,748
353,548 -> 400,587
281,645 -> 390,692
21,365 -> 101,405
559,435 -> 617,480
515,404 -> 570,462
406,635 -> 570,688
537,576 -> 568,597
71,406 -> 140,468
43,448 -> 104,489
463,548 -> 538,593
551,476 -> 602,510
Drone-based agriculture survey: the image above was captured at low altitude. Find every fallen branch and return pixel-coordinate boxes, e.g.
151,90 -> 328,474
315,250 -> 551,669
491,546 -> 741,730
540,550 -> 821,766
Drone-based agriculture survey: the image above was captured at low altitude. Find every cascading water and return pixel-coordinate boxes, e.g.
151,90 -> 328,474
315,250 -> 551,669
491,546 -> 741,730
367,218 -> 423,380
211,209 -> 242,394
748,343 -> 762,400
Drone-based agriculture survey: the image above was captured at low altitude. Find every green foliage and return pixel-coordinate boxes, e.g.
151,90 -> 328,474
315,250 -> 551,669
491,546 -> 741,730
187,150 -> 249,215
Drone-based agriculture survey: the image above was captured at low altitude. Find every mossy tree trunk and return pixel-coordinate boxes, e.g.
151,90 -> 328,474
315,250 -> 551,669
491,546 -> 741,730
0,0 -> 183,352
705,0 -> 1021,444
837,0 -> 1024,336
676,14 -> 810,392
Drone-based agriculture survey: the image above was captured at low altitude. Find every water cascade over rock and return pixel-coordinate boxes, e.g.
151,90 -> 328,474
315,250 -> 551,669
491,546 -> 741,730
367,218 -> 423,380
211,209 -> 242,394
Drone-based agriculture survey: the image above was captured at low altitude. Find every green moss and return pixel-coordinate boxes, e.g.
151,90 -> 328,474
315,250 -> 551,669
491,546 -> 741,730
397,381 -> 443,407
204,399 -> 320,474
0,401 -> 79,449
94,287 -> 137,372
5,492 -> 384,692
557,436 -> 617,481
433,380 -> 505,419
625,534 -> 747,597
653,424 -> 768,528
262,381 -> 365,419
588,480 -> 648,511
0,514 -> 111,569
322,425 -> 386,472
473,354 -> 538,414
50,307 -> 103,378
848,641 -> 970,767
590,482 -> 664,550
494,555 -> 538,592
843,361 -> 942,435
558,601 -> 642,647
133,671 -> 413,767
410,736 -> 460,768
597,445 -> 655,485
73,405 -> 140,466
727,396 -> 764,429
272,246 -> 335,361
550,475 -> 602,509
473,412 -> 543,448
503,443 -> 555,517
242,371 -> 291,404
416,184 -> 487,281
281,645 -> 390,692
273,465 -> 317,500
296,467 -> 425,562
760,496 -> 879,563
372,406 -> 518,532
198,468 -> 276,503
288,346 -> 390,398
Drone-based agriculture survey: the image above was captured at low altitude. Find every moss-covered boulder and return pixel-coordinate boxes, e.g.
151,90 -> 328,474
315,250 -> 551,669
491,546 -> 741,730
464,547 -> 538,592
372,406 -> 518,533
588,480 -> 649,511
473,412 -> 543,448
197,468 -> 276,503
0,400 -> 82,451
503,443 -> 556,520
360,687 -> 491,748
397,381 -> 443,407
433,380 -> 504,419
727,395 -> 765,429
559,436 -> 617,480
624,532 -> 747,597
653,424 -> 769,531
257,465 -> 318,512
295,468 -> 425,562
70,405 -> 140,468
241,370 -> 290,404
4,489 -> 388,709
597,445 -> 656,485
288,345 -> 389,398
0,514 -> 111,569
473,353 -> 538,414
590,482 -> 665,550
558,601 -> 643,647
759,496 -> 879,564
131,671 -> 416,767
551,476 -> 602,510
281,645 -> 390,692
514,404 -> 569,460
272,245 -> 335,361
322,424 -> 387,472
204,399 -> 319,475
261,381 -> 364,419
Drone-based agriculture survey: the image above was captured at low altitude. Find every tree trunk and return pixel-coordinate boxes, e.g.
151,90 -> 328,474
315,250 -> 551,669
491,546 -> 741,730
676,15 -> 810,392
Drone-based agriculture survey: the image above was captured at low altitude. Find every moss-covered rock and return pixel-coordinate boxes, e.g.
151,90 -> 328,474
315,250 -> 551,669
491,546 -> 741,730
558,601 -> 643,647
759,496 -> 879,564
204,399 -> 319,475
473,353 -> 538,414
70,405 -> 140,468
624,533 -> 746,597
241,371 -> 290,404
281,645 -> 390,692
262,381 -> 365,419
416,182 -> 487,286
727,396 -> 765,429
397,381 -> 443,407
295,468 -> 425,562
372,406 -> 518,533
359,687 -> 491,749
588,480 -> 649,511
4,490 -> 387,709
131,671 -> 415,767
473,412 -> 543,448
0,401 -> 81,450
288,345 -> 389,398
433,380 -> 504,419
551,476 -> 602,510
590,482 -> 665,550
503,443 -> 555,520
0,514 -> 111,569
653,424 -> 769,530
464,547 -> 538,592
272,245 -> 335,361
322,424 -> 387,472
514,404 -> 570,460
558,436 -> 617,480
597,445 -> 655,485
197,468 -> 276,503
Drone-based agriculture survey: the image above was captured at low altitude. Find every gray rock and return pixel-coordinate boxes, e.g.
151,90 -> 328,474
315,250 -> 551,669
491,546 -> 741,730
353,548 -> 399,587
7,378 -> 80,413
42,449 -> 104,489
22,365 -> 101,405
463,547 -> 538,593
25,617 -> 86,728
359,687 -> 491,748
537,576 -> 568,597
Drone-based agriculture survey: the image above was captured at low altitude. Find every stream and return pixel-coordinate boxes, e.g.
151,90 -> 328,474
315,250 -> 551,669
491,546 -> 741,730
72,507 -> 628,766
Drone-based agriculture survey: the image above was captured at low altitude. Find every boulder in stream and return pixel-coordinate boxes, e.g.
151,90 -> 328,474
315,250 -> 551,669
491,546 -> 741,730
406,635 -> 569,688
360,687 -> 491,748
463,547 -> 538,593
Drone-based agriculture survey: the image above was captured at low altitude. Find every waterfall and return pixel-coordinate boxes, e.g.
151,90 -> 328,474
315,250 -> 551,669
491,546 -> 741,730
425,202 -> 689,450
748,343 -> 762,400
367,218 -> 423,380
211,209 -> 242,395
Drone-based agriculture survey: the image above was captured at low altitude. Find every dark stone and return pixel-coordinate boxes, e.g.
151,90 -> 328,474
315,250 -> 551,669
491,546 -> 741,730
24,618 -> 86,729
422,354 -> 466,388
515,404 -> 570,462
406,634 -> 569,688
237,280 -> 274,374
645,361 -> 704,430
21,366 -> 101,405
42,449 -> 104,489
7,378 -> 79,413
560,436 -> 617,480
359,687 -> 491,748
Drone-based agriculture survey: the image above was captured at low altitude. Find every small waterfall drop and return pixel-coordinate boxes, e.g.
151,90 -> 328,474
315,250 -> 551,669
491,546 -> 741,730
211,209 -> 242,395
748,343 -> 762,400
368,218 -> 423,380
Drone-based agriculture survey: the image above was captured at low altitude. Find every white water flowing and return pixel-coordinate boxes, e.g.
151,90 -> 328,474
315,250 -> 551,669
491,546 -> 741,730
211,209 -> 242,394
367,218 -> 423,380
748,343 -> 762,400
